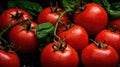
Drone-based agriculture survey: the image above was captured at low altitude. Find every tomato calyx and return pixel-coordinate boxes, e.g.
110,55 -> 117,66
90,39 -> 108,48
50,2 -> 60,13
50,2 -> 65,16
58,23 -> 74,33
10,8 -> 23,21
21,19 -> 33,31
50,6 -> 58,13
52,40 -> 67,51
14,19 -> 36,33
75,0 -> 86,13
108,25 -> 120,33
75,6 -> 85,14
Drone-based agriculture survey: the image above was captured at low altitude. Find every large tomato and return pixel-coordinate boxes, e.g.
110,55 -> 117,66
95,29 -> 120,56
81,43 -> 119,67
0,50 -> 20,67
37,7 -> 69,28
58,25 -> 89,53
74,3 -> 108,35
0,8 -> 32,30
40,42 -> 79,67
9,22 -> 38,54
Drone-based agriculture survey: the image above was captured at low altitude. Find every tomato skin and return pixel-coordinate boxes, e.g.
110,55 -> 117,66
74,3 -> 108,35
9,22 -> 38,54
40,42 -> 79,67
58,25 -> 89,53
81,43 -> 119,67
109,18 -> 120,32
37,7 -> 69,28
0,8 -> 32,30
0,50 -> 20,67
95,29 -> 120,56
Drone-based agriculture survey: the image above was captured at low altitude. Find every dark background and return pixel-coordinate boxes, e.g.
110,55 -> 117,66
0,0 -> 118,13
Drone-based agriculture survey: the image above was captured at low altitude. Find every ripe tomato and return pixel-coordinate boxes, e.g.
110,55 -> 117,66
109,18 -> 120,32
40,42 -> 79,67
0,8 -> 32,30
0,50 -> 20,67
74,3 -> 108,35
9,22 -> 38,54
81,43 -> 119,67
58,25 -> 89,53
37,7 -> 69,28
95,29 -> 120,57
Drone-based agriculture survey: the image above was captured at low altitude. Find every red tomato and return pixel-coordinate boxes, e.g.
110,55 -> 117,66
40,42 -> 79,67
37,7 -> 69,28
0,8 -> 32,30
109,18 -> 120,32
0,50 -> 20,67
58,25 -> 89,53
81,43 -> 119,67
95,29 -> 120,57
9,22 -> 38,54
74,3 -> 108,35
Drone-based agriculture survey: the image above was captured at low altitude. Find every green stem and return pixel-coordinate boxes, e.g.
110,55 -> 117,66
53,9 -> 72,50
0,37 -> 8,45
0,19 -> 29,36
76,0 -> 84,8
0,19 -> 29,45
90,39 -> 99,47
76,0 -> 80,8
90,39 -> 108,48
59,21 -> 69,30
54,10 -> 69,43
50,1 -> 54,13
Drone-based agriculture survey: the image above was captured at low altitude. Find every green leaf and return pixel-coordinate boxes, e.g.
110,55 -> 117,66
7,0 -> 42,17
36,22 -> 55,51
92,0 -> 120,20
111,2 -> 120,11
61,0 -> 77,12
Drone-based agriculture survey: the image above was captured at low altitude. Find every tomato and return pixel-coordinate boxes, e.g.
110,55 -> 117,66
81,43 -> 119,67
58,25 -> 89,53
74,3 -> 108,35
0,50 -> 20,67
95,29 -> 120,57
37,7 -> 69,28
40,42 -> 79,67
0,8 -> 32,30
9,22 -> 38,54
109,18 -> 120,32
